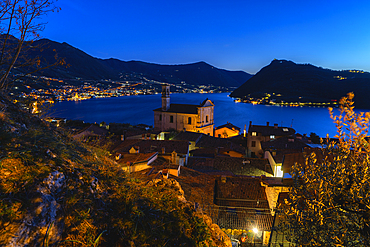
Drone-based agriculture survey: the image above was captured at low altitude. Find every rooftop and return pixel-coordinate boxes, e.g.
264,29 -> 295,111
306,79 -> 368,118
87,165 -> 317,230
249,123 -> 295,136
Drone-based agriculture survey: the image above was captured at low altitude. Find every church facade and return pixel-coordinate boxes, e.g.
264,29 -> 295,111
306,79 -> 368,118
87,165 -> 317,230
153,85 -> 214,136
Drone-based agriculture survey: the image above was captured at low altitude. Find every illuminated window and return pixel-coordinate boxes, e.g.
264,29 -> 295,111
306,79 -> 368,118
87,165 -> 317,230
252,132 -> 257,136
283,128 -> 289,132
170,116 -> 173,123
270,135 -> 275,139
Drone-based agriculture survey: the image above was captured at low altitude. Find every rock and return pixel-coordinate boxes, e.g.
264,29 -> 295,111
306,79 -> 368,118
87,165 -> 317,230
3,171 -> 65,246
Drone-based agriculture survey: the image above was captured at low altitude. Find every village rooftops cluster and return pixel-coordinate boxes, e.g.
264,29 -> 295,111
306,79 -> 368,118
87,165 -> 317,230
57,85 -> 328,246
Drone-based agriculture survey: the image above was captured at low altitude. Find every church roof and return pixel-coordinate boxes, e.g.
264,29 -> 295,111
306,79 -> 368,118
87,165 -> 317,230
153,99 -> 214,114
153,104 -> 198,114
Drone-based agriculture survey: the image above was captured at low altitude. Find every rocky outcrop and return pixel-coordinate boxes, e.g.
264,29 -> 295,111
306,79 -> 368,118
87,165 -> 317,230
3,171 -> 65,247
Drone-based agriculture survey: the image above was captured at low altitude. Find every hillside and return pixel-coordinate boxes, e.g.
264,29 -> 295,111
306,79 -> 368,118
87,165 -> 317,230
230,59 -> 370,109
21,39 -> 252,87
0,93 -> 231,246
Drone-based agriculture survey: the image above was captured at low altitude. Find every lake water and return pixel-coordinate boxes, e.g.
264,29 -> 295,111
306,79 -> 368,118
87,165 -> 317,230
50,92 -> 350,138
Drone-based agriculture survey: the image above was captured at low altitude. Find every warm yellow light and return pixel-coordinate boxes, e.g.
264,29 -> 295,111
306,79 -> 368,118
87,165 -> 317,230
253,228 -> 258,234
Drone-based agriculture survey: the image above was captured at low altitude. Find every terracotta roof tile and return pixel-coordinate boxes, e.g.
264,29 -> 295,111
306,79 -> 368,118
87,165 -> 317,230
215,122 -> 241,131
117,152 -> 158,165
172,131 -> 203,142
188,157 -> 273,176
249,124 -> 295,137
196,135 -> 246,154
215,176 -> 273,231
261,135 -> 310,150
113,139 -> 189,154
73,124 -> 108,138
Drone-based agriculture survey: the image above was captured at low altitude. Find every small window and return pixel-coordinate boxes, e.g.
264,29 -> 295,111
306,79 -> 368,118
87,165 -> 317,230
270,135 -> 275,139
283,128 -> 289,132
252,132 -> 257,136
188,117 -> 191,124
159,114 -> 162,121
251,141 -> 256,147
170,116 -> 173,123
206,115 -> 209,123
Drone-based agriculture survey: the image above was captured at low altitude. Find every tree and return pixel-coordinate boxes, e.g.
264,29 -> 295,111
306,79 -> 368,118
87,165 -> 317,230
0,0 -> 60,90
279,93 -> 370,246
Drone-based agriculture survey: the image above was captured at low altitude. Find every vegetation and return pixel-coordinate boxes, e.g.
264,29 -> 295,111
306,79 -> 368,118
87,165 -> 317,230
279,93 -> 370,246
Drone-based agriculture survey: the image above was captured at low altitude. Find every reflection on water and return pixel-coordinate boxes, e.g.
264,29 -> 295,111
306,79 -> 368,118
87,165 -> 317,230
51,93 -> 348,138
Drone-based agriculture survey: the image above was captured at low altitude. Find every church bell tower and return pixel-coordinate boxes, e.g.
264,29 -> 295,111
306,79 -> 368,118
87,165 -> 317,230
161,84 -> 170,111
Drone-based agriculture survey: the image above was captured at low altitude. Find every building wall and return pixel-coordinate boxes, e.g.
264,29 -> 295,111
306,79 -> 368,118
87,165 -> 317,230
215,127 -> 240,138
263,186 -> 289,216
154,112 -> 198,132
154,106 -> 214,136
247,133 -> 266,157
196,104 -> 214,136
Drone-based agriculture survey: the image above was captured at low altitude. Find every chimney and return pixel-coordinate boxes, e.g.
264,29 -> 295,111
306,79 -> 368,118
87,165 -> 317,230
249,121 -> 252,127
142,133 -> 145,140
171,151 -> 177,164
274,123 -> 278,129
266,122 -> 269,126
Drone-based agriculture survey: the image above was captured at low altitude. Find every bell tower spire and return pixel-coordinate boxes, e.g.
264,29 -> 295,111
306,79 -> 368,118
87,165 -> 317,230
161,84 -> 170,111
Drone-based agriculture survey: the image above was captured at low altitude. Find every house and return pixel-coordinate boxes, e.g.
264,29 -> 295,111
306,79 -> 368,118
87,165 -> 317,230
247,121 -> 295,158
281,148 -> 324,179
172,131 -> 203,151
72,124 -> 108,139
214,122 -> 240,138
153,85 -> 214,136
268,192 -> 292,246
112,139 -> 190,166
188,156 -> 273,177
214,176 -> 274,246
262,134 -> 311,177
116,152 -> 158,173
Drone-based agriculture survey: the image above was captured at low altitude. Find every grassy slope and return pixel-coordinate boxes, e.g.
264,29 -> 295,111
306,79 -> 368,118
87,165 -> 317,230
0,94 -> 225,246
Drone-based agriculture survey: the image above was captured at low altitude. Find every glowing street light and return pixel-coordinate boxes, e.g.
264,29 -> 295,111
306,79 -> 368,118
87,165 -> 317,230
252,228 -> 258,246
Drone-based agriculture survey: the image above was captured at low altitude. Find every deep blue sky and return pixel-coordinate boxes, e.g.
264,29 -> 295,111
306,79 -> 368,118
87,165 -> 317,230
42,0 -> 370,74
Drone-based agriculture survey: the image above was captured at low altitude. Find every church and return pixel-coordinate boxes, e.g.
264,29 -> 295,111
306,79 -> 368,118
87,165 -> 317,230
153,85 -> 214,136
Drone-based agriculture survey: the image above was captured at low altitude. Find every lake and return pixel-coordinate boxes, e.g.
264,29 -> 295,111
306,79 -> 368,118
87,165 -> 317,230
50,92 -> 351,138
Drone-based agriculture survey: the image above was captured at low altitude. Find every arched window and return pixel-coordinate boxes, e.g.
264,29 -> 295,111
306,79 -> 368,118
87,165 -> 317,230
206,115 -> 209,123
188,117 -> 192,124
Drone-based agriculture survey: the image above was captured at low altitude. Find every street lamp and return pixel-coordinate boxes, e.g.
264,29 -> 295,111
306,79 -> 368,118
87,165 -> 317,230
252,228 -> 258,246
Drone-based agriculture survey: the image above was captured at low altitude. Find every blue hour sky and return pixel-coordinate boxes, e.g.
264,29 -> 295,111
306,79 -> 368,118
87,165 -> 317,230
41,0 -> 370,74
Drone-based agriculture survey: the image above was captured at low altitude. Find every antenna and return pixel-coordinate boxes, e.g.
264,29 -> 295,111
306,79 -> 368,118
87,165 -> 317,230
291,119 -> 294,128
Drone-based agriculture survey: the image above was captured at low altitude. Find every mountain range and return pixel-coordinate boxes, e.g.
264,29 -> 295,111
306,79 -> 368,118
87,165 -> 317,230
230,59 -> 370,109
21,39 -> 252,88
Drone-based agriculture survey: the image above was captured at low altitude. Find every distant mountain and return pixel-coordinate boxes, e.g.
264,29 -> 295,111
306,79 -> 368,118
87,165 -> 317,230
230,59 -> 370,109
21,39 -> 252,87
